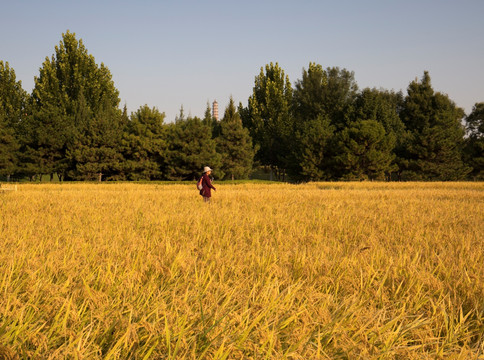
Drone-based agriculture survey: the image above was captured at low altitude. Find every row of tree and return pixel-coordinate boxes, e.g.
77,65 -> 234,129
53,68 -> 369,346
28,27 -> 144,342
1,31 -> 483,182
240,63 -> 483,181
0,32 -> 255,181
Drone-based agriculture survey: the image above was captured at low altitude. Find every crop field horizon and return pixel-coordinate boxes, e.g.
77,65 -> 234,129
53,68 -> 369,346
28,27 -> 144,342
0,182 -> 483,359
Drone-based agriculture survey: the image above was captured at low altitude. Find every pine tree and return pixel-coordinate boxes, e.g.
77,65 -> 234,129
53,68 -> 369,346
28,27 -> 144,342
463,102 -> 484,179
164,116 -> 222,180
175,105 -> 186,122
0,108 -> 19,179
217,97 -> 257,180
400,72 -> 470,180
352,88 -> 404,179
290,115 -> 334,181
27,30 -> 122,180
203,102 -> 219,138
123,105 -> 167,180
68,99 -> 125,180
333,119 -> 396,180
353,88 -> 404,139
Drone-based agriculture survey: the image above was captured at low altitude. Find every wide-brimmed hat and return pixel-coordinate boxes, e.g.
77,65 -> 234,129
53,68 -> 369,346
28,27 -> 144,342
203,166 -> 212,173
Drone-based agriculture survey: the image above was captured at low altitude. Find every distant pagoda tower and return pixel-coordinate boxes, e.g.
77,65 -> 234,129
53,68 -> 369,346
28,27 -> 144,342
212,100 -> 219,121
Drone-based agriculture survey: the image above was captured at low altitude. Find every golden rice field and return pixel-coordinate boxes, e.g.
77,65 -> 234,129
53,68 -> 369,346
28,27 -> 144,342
0,182 -> 483,359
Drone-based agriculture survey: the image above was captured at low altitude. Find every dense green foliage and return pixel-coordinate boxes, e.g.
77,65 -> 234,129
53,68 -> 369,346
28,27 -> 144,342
217,97 -> 256,180
164,113 -> 221,181
464,102 -> 484,179
399,72 -> 470,180
21,31 -> 123,181
0,32 -> 482,181
239,62 -> 293,179
122,105 -> 166,180
0,61 -> 27,179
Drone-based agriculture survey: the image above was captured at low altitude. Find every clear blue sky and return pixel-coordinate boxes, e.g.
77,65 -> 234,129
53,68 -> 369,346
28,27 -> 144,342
1,0 -> 483,122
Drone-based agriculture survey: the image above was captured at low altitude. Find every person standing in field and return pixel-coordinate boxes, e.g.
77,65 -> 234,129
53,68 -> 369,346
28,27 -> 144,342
199,166 -> 216,203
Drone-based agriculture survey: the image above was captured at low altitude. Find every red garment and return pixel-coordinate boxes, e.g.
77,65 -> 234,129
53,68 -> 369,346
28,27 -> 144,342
201,173 -> 216,197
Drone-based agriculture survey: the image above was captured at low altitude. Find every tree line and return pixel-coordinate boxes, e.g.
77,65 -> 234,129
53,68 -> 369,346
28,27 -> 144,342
240,63 -> 483,181
0,31 -> 483,182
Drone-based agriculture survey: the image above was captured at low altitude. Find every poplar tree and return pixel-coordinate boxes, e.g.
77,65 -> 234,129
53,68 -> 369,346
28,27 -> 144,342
321,66 -> 358,129
292,63 -> 328,122
293,64 -> 358,129
217,97 -> 257,180
291,64 -> 360,180
239,62 -> 293,179
290,63 -> 331,181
